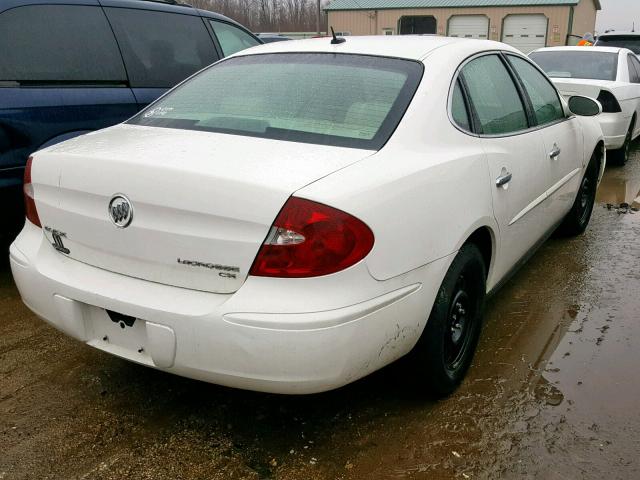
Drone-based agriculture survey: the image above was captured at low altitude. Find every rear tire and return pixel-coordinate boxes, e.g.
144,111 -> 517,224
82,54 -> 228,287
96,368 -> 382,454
412,244 -> 486,397
609,120 -> 634,166
557,151 -> 599,237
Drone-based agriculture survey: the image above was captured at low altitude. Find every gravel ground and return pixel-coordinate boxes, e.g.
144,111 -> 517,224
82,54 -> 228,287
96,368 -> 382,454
1,148 -> 639,480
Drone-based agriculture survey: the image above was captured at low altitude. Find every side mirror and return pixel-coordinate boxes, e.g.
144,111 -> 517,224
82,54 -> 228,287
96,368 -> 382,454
568,96 -> 602,117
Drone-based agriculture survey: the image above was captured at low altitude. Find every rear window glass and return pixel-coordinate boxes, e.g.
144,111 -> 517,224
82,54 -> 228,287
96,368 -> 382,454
596,36 -> 640,54
129,53 -> 423,150
529,51 -> 619,81
0,5 -> 126,83
105,8 -> 218,88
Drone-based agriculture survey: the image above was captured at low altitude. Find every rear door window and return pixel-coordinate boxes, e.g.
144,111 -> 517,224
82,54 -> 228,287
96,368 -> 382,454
628,55 -> 640,83
628,58 -> 639,83
105,8 -> 219,88
209,20 -> 260,57
0,5 -> 125,83
507,55 -> 564,126
461,55 -> 529,135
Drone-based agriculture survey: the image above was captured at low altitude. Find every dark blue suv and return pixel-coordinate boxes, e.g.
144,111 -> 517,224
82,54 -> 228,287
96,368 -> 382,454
0,0 -> 260,227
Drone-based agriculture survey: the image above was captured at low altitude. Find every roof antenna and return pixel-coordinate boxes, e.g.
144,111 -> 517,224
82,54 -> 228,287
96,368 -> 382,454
633,22 -> 636,32
330,27 -> 346,45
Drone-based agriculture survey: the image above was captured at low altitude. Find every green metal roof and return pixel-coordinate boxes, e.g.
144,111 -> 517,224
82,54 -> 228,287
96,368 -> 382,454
325,0 -> 585,11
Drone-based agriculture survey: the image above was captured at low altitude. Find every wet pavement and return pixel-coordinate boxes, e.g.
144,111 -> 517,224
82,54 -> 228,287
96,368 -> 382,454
1,150 -> 639,480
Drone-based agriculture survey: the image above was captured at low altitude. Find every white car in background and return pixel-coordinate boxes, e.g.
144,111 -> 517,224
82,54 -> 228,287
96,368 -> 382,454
595,31 -> 640,56
530,46 -> 640,165
11,36 -> 604,396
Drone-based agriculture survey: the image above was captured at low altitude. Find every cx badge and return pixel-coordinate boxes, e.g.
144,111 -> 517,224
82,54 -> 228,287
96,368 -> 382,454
108,194 -> 133,228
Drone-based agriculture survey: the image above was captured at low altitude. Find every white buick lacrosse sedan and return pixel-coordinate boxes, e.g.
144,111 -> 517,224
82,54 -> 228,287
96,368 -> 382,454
11,36 -> 604,396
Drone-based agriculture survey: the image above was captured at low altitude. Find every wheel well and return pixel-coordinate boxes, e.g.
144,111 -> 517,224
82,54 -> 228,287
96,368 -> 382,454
628,113 -> 637,137
594,140 -> 605,171
463,227 -> 492,278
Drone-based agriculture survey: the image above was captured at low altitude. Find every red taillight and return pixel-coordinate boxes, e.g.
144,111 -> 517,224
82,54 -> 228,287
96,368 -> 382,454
249,197 -> 374,278
23,156 -> 41,227
596,90 -> 621,113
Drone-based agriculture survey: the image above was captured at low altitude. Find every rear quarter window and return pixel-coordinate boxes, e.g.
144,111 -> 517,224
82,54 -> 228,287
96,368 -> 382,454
209,20 -> 260,57
451,80 -> 471,131
0,5 -> 126,83
105,8 -> 219,88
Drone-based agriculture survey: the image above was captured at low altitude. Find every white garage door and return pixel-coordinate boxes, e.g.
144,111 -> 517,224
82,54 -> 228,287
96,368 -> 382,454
502,14 -> 547,54
448,15 -> 489,40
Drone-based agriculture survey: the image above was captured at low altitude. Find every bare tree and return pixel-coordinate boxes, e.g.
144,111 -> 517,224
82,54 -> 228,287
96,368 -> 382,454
189,0 -> 328,33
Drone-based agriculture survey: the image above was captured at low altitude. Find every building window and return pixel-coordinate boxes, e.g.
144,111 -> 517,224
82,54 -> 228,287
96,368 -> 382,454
382,28 -> 394,35
399,16 -> 436,35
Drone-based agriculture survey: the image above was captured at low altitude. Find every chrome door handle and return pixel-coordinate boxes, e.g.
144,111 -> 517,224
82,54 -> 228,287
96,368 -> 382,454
496,171 -> 512,187
549,144 -> 561,159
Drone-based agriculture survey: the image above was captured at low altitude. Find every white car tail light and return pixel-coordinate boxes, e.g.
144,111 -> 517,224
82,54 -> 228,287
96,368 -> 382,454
23,156 -> 41,227
250,197 -> 374,278
597,90 -> 622,113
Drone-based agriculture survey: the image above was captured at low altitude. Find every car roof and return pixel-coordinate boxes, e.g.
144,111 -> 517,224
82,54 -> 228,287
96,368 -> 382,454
236,35 -> 517,61
0,0 -> 245,29
597,31 -> 640,38
533,46 -> 624,54
101,0 -> 242,25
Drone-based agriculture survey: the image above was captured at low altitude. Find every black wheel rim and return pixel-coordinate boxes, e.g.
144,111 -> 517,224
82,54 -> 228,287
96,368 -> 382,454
624,130 -> 632,161
444,274 -> 479,372
578,168 -> 596,225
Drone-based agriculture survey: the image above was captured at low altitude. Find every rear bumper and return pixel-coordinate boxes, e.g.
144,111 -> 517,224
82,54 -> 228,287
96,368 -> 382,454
10,221 -> 450,394
599,113 -> 631,150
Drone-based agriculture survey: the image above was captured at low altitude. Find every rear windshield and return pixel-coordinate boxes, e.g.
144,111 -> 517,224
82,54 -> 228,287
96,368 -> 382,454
596,36 -> 640,54
128,53 -> 423,150
529,51 -> 619,81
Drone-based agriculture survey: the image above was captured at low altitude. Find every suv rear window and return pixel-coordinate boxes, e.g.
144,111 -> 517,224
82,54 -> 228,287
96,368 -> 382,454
129,53 -> 423,150
529,51 -> 619,81
105,8 -> 219,88
0,5 -> 126,83
596,36 -> 640,54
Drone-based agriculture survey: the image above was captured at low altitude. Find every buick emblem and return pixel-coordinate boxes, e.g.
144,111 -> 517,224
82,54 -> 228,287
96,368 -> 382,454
108,194 -> 133,228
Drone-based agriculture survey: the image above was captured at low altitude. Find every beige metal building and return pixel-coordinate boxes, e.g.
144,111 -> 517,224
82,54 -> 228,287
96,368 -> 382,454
325,0 -> 600,53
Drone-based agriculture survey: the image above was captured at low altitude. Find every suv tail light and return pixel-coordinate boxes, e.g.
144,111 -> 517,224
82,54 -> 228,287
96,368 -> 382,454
597,90 -> 622,113
24,156 -> 41,227
250,197 -> 374,278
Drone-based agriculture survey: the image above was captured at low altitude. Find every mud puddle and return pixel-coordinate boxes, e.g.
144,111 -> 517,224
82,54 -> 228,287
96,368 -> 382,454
1,150 -> 640,479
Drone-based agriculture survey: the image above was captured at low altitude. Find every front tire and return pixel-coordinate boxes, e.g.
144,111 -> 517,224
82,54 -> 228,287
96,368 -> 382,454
557,151 -> 599,237
412,244 -> 486,397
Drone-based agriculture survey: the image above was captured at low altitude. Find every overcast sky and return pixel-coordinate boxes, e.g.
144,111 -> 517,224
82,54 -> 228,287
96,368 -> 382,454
596,0 -> 640,33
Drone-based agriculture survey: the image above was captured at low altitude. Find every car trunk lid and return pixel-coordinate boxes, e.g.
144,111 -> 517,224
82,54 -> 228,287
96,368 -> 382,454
550,78 -> 618,99
33,124 -> 373,293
